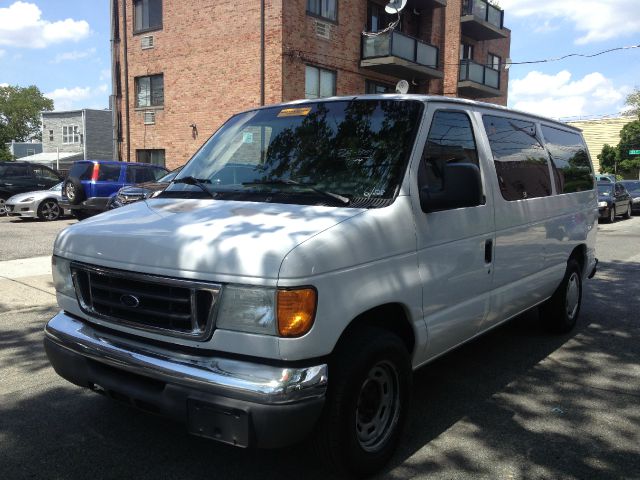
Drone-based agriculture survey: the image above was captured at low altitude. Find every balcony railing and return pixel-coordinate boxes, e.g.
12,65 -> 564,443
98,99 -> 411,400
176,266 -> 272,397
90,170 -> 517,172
462,0 -> 503,29
459,59 -> 500,90
362,30 -> 439,70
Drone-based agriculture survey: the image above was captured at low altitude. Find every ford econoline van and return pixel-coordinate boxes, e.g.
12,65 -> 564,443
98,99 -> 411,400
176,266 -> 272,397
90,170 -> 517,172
44,95 -> 598,476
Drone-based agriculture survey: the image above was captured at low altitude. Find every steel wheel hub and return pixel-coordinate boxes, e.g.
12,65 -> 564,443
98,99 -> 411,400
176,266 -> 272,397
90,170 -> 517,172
42,201 -> 59,220
355,361 -> 400,452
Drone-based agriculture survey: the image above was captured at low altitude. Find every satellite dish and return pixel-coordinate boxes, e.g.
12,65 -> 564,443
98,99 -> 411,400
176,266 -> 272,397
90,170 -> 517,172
385,0 -> 407,14
395,80 -> 409,94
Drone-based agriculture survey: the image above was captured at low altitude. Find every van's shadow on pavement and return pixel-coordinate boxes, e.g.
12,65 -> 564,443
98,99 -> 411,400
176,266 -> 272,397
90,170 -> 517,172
0,261 -> 638,479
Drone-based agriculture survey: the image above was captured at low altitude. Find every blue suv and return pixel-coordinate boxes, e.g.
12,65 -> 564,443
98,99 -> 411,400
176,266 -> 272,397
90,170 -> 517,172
62,160 -> 168,219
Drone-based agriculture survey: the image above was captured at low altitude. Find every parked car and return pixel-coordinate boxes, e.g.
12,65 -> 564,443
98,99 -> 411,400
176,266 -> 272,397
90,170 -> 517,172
44,96 -> 598,477
595,174 -> 616,183
61,160 -> 168,219
108,166 -> 182,209
619,180 -> 640,215
5,182 -> 69,221
597,181 -> 632,222
0,161 -> 62,216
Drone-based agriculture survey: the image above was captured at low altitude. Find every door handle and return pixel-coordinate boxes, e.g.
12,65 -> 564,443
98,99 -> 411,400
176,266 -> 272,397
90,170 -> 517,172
37,184 -> 46,187
485,239 -> 493,264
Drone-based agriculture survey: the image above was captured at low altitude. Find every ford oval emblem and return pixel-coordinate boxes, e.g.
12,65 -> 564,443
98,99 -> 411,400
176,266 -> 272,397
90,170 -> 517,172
120,294 -> 140,308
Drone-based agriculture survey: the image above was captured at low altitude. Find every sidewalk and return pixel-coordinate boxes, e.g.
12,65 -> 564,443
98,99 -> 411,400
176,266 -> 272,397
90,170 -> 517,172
0,256 -> 57,313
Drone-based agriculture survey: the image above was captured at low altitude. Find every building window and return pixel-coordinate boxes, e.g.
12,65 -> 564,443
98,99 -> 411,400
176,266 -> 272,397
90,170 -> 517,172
135,74 -> 164,107
365,80 -> 393,94
487,53 -> 501,70
367,2 -> 394,32
307,0 -> 337,22
460,43 -> 474,60
48,130 -> 54,141
134,0 -> 162,33
136,149 -> 166,167
305,65 -> 336,99
62,125 -> 80,144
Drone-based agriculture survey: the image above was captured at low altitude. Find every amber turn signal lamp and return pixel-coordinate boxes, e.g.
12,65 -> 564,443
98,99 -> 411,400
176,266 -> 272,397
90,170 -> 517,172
277,288 -> 317,337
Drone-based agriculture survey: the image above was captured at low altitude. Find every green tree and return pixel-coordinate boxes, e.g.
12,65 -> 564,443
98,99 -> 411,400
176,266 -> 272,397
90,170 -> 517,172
0,85 -> 54,159
598,144 -> 619,174
625,87 -> 640,119
617,120 -> 640,176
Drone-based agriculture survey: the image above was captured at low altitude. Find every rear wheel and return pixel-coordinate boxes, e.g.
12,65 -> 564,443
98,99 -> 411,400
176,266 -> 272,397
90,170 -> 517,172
72,209 -> 93,221
314,327 -> 411,477
37,199 -> 61,221
0,198 -> 6,216
540,259 -> 582,333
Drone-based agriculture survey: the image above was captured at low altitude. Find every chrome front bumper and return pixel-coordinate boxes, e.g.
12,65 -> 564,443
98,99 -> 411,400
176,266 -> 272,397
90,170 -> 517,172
44,311 -> 328,405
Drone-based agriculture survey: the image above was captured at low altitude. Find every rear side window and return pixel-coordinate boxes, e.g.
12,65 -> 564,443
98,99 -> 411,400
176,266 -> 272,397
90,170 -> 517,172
97,164 -> 122,182
69,163 -> 94,181
483,115 -> 552,201
0,164 -> 30,178
419,110 -> 480,194
34,165 -> 60,181
127,165 -> 158,183
541,126 -> 593,193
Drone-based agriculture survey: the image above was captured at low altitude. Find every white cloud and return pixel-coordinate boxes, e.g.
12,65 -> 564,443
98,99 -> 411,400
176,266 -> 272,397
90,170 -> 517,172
509,70 -> 629,118
51,47 -> 96,63
0,1 -> 90,48
500,0 -> 640,44
45,84 -> 108,111
0,82 -> 8,87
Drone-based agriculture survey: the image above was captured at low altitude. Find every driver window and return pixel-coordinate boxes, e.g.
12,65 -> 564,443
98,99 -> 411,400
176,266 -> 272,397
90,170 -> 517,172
418,110 -> 480,193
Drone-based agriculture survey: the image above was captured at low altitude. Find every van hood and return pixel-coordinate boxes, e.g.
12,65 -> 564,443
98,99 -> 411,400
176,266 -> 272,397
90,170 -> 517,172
54,198 -> 364,283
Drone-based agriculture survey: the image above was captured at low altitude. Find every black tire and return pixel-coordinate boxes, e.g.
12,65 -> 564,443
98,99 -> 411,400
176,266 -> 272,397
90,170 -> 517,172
314,326 -> 411,477
72,209 -> 93,221
624,203 -> 632,219
606,206 -> 615,223
64,177 -> 86,205
540,259 -> 582,334
0,197 -> 8,217
37,199 -> 61,221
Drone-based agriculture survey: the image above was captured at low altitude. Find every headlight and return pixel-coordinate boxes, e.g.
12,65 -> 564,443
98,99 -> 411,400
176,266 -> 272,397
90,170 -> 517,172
216,285 -> 277,335
216,285 -> 318,337
598,201 -> 608,208
633,197 -> 640,204
20,197 -> 34,203
52,256 -> 75,297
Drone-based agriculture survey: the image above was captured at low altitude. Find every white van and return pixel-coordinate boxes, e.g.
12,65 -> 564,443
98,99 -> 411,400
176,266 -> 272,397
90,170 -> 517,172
45,95 -> 597,476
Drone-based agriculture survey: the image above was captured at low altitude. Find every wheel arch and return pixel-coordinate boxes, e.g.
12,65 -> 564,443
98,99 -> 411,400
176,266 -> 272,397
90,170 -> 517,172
332,303 -> 416,358
569,244 -> 587,274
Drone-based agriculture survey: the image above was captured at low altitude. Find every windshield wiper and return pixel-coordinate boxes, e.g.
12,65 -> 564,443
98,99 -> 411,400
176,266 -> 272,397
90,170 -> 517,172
172,176 -> 217,200
242,179 -> 350,205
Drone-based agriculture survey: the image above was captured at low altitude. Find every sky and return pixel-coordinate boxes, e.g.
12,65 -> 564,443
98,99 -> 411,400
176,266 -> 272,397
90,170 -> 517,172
0,0 -> 639,120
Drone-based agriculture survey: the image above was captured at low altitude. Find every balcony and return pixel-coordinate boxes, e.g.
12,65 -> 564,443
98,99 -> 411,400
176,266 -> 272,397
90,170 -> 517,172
360,30 -> 443,81
461,0 -> 507,40
458,60 -> 502,98
410,0 -> 447,8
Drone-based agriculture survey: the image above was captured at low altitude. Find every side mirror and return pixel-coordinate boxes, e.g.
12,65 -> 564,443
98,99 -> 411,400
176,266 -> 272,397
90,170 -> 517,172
420,163 -> 483,213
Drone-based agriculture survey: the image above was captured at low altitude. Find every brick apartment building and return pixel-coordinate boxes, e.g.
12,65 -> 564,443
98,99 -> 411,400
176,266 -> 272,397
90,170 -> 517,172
111,0 -> 511,169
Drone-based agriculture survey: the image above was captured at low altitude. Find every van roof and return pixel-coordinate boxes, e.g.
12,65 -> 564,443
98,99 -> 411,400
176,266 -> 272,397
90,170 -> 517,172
251,94 -> 582,133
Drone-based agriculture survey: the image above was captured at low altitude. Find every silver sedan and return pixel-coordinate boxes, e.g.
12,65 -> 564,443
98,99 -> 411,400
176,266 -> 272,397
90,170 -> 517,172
5,183 -> 69,221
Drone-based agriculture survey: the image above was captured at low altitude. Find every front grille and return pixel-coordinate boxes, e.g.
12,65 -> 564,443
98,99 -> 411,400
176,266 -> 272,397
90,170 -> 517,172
71,263 -> 220,340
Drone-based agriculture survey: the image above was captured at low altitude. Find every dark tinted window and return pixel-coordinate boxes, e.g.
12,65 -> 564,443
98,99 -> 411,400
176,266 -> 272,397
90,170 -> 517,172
34,165 -> 60,181
134,0 -> 162,32
69,163 -> 94,181
621,181 -> 640,193
97,164 -> 122,182
419,110 -> 479,193
127,165 -> 158,183
0,164 -> 30,178
541,126 -> 593,193
483,115 -> 552,201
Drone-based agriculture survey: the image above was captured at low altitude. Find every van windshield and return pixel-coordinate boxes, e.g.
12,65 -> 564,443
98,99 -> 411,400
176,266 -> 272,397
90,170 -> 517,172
163,99 -> 423,207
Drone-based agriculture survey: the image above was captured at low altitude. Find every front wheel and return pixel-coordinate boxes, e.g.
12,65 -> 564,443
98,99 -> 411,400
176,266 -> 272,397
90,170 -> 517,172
624,203 -> 632,219
0,198 -> 7,217
37,199 -> 61,221
607,206 -> 616,223
314,327 -> 411,477
540,259 -> 582,333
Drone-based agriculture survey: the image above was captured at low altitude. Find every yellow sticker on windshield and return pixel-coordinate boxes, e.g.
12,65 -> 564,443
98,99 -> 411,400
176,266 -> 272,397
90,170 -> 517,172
277,107 -> 312,117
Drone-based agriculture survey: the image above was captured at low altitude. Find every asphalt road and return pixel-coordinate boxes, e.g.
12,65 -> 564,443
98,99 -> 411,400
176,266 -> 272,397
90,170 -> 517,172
0,214 -> 639,479
0,215 -> 77,261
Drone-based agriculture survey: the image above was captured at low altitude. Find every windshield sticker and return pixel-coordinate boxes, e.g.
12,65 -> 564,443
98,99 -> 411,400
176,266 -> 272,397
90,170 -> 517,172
277,107 -> 312,117
242,132 -> 254,144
